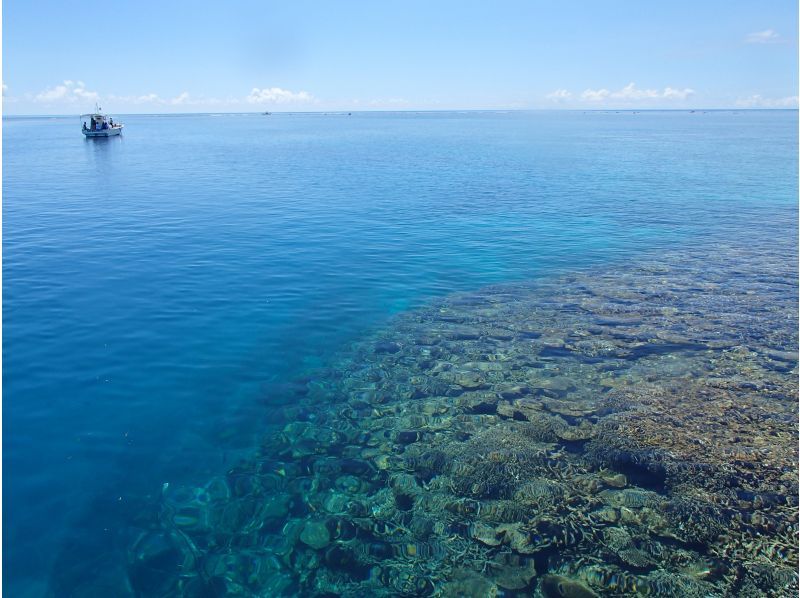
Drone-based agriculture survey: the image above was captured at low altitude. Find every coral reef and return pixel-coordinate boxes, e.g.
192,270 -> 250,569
121,242 -> 798,596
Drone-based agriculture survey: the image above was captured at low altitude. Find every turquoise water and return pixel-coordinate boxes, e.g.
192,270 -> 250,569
3,110 -> 797,596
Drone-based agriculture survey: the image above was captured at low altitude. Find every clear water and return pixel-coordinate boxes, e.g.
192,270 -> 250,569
3,110 -> 797,595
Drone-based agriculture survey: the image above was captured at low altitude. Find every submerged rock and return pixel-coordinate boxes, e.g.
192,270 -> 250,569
454,371 -> 485,389
599,471 -> 627,488
470,521 -> 502,546
540,574 -> 599,598
442,569 -> 499,597
374,341 -> 401,354
490,552 -> 537,590
299,520 -> 330,550
127,530 -> 196,596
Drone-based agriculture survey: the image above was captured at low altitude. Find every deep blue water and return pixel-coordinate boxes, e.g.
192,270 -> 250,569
3,110 -> 797,595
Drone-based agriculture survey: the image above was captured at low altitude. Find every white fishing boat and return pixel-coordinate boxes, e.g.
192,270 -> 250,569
81,104 -> 123,137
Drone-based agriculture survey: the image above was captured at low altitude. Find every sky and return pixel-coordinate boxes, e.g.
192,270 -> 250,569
3,0 -> 798,114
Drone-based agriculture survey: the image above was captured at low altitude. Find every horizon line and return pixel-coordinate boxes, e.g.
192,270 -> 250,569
4,107 -> 798,118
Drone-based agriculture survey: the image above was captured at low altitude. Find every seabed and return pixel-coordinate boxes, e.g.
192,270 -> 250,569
64,241 -> 798,597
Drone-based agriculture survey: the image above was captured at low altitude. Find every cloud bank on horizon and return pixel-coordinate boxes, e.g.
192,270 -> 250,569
546,83 -> 697,105
9,77 -> 798,113
545,81 -> 797,109
5,82 -> 318,112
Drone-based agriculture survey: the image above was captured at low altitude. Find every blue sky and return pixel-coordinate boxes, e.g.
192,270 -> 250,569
3,0 -> 797,114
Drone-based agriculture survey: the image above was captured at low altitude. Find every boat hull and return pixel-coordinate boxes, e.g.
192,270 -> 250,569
83,126 -> 123,137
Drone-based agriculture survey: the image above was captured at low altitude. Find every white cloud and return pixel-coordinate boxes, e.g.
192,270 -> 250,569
170,92 -> 190,105
2,82 -> 7,97
745,29 -> 780,44
735,94 -> 799,108
612,82 -> 659,100
106,92 -> 163,105
35,80 -> 99,103
662,87 -> 694,100
246,87 -> 314,104
105,91 -> 232,108
546,88 -> 572,101
32,82 -> 314,109
11,83 -> 319,113
581,88 -> 610,102
578,82 -> 693,103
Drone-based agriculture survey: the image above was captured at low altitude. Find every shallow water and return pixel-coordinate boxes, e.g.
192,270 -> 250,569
3,110 -> 798,596
124,239 -> 798,597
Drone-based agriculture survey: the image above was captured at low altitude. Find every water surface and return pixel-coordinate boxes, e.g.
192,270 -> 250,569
3,110 -> 797,595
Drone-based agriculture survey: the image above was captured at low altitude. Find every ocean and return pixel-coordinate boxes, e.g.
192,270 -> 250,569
3,110 -> 798,596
